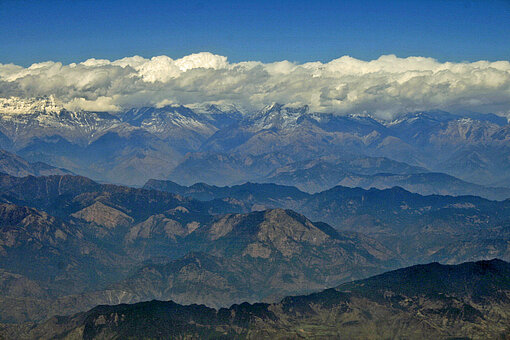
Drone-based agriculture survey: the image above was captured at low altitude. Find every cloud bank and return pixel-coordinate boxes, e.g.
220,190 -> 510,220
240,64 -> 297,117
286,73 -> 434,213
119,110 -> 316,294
1,52 -> 510,119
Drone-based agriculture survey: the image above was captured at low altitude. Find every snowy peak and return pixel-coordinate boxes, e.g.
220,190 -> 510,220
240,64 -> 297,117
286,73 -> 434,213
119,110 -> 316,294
122,105 -> 219,138
384,110 -> 507,128
188,103 -> 242,116
0,97 -> 122,146
0,96 -> 63,115
259,103 -> 309,116
250,103 -> 310,130
385,111 -> 458,127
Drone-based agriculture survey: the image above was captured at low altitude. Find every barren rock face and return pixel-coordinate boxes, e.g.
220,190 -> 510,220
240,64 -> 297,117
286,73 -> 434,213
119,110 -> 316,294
206,214 -> 242,241
71,201 -> 134,229
0,203 -> 73,248
256,209 -> 329,257
243,242 -> 272,258
125,214 -> 187,243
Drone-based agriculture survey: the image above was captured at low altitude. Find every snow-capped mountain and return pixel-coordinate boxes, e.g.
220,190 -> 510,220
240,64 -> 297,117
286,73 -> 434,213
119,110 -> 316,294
247,103 -> 310,130
0,97 -> 122,147
0,96 -> 62,115
0,97 -> 247,184
1,97 -> 509,188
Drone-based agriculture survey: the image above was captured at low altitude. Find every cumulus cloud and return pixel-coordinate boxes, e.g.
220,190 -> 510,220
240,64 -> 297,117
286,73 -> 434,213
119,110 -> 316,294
1,52 -> 510,119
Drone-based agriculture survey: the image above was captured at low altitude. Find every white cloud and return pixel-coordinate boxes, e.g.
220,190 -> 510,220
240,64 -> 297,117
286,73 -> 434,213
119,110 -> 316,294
65,96 -> 120,112
1,52 -> 510,118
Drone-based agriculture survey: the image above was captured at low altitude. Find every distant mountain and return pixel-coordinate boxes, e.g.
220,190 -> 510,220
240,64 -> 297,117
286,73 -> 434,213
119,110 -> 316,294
145,179 -> 510,264
337,172 -> 510,200
122,105 -> 242,154
168,153 -> 428,187
103,209 -> 396,308
0,97 -> 121,147
435,144 -> 510,186
260,156 -> 510,200
171,106 -> 510,187
144,179 -> 308,202
10,259 -> 509,339
0,172 -> 509,323
385,112 -> 510,184
167,151 -> 294,186
17,127 -> 182,186
199,104 -> 395,165
0,98 -> 244,185
263,158 -> 510,199
2,98 -> 510,187
0,173 -> 397,323
0,149 -> 71,177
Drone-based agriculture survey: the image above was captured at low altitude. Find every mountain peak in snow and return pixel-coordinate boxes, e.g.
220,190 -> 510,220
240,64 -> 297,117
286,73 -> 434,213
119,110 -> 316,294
0,96 -> 63,115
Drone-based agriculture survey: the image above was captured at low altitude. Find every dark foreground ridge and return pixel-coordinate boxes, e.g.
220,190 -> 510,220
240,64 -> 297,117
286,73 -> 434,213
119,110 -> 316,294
3,259 -> 509,339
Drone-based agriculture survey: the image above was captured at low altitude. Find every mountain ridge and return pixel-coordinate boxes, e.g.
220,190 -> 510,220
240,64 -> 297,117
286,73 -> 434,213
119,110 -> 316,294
0,149 -> 72,178
2,99 -> 510,186
5,259 -> 509,340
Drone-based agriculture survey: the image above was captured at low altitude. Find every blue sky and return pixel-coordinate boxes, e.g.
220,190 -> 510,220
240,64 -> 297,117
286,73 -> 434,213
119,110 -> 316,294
1,0 -> 509,66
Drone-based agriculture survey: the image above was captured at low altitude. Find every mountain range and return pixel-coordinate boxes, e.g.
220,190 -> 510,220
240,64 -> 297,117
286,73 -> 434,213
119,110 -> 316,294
0,149 -> 71,178
262,157 -> 510,200
1,98 -> 510,192
0,172 -> 402,323
0,171 -> 508,324
0,97 -> 509,338
145,179 -> 510,265
4,259 -> 508,339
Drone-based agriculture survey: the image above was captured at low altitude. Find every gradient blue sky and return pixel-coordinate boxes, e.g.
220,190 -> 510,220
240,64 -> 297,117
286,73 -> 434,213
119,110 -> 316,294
1,0 -> 509,66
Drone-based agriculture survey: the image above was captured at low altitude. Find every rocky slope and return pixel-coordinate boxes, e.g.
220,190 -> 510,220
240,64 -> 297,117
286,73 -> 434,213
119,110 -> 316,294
0,173 -> 400,323
0,149 -> 71,177
0,202 -> 134,324
145,179 -> 510,264
6,259 -> 509,340
106,209 -> 396,308
0,172 -> 509,323
0,208 -> 396,323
